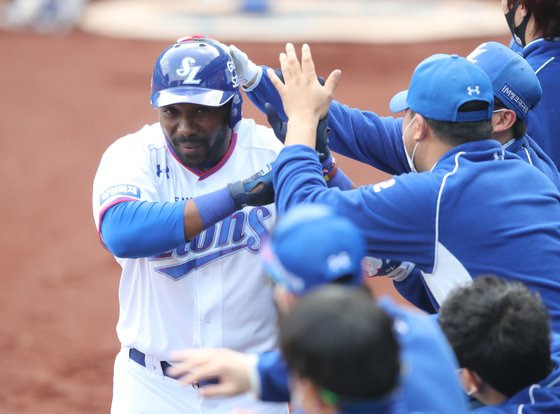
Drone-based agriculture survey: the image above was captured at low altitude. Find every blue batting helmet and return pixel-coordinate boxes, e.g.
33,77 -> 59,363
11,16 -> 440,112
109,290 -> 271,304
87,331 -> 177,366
150,35 -> 242,128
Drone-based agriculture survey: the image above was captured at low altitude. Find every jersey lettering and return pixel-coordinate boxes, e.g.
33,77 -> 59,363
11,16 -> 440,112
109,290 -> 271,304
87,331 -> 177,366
177,57 -> 202,85
152,207 -> 272,280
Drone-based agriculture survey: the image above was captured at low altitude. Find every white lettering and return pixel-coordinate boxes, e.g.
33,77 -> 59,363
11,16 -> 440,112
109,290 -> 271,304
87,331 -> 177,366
177,57 -> 202,85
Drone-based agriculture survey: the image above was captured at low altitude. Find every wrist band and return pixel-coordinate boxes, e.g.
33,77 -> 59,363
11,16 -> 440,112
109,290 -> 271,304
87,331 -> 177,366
322,158 -> 338,182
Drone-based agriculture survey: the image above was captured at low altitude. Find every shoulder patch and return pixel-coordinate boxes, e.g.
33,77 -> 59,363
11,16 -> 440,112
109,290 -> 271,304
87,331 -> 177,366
100,184 -> 141,205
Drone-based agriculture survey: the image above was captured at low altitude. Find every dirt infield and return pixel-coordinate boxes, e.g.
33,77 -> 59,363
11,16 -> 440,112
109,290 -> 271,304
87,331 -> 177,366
0,29 -> 509,413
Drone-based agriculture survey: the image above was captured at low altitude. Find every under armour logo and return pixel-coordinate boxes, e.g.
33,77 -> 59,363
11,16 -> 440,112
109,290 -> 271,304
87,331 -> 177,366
467,86 -> 480,96
156,164 -> 170,178
177,57 -> 202,85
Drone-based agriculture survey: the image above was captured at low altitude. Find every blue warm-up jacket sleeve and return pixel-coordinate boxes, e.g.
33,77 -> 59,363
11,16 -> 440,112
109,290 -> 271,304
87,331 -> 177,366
257,350 -> 291,403
273,146 -> 436,271
393,269 -> 439,314
101,200 -> 186,258
245,66 -> 409,175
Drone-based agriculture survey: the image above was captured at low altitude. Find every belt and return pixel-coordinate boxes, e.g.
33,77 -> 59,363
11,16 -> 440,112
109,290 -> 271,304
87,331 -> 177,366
129,348 -> 173,378
128,348 -> 220,387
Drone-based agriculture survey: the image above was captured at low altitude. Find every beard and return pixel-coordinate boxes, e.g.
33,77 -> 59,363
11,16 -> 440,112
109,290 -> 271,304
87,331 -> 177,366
170,123 -> 231,170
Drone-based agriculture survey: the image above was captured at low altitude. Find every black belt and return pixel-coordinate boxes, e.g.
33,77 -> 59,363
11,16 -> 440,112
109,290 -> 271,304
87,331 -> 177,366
129,348 -> 173,377
128,348 -> 220,387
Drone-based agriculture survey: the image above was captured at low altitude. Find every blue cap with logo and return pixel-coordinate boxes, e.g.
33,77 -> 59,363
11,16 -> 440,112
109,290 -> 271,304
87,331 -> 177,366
261,204 -> 365,295
467,42 -> 542,120
390,54 -> 493,122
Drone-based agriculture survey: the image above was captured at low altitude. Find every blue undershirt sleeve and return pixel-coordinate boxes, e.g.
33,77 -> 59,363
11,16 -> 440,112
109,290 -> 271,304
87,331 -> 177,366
101,200 -> 186,258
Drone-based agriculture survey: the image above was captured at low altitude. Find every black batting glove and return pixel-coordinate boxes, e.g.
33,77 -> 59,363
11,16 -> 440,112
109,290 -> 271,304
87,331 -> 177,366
265,102 -> 287,143
265,101 -> 331,163
227,163 -> 275,210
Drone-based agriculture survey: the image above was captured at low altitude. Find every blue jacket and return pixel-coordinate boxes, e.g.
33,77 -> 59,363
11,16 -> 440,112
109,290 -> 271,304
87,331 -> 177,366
247,68 -> 560,320
518,39 -> 560,168
257,298 -> 468,414
472,334 -> 560,413
246,67 -> 560,190
272,140 -> 560,331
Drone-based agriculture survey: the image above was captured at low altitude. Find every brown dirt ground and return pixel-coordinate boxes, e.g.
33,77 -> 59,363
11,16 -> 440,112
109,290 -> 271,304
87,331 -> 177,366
0,28 -> 509,413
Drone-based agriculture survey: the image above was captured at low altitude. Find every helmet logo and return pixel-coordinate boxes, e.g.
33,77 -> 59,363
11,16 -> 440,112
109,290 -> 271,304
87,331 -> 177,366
177,57 -> 202,85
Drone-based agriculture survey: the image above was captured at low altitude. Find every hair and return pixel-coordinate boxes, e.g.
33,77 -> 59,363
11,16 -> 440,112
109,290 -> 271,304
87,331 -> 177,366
279,285 -> 400,402
423,101 -> 493,145
438,275 -> 553,397
494,98 -> 527,139
510,0 -> 560,38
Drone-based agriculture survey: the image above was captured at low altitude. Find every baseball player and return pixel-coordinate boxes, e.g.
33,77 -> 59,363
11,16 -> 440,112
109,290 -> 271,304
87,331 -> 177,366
92,36 -> 287,414
503,0 -> 560,168
233,41 -> 560,316
267,43 -> 560,331
168,204 -> 469,414
439,275 -> 560,413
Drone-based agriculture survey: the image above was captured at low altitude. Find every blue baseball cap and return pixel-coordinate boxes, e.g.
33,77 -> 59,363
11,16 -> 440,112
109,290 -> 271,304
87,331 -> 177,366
261,204 -> 365,295
390,54 -> 493,122
467,42 -> 542,120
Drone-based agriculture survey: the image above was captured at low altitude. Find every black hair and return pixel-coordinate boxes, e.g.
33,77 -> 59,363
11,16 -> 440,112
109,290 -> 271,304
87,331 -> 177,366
438,275 -> 553,397
425,101 -> 493,145
279,285 -> 400,401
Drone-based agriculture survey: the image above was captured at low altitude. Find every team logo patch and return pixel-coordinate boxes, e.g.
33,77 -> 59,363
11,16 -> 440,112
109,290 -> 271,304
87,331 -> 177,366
99,184 -> 140,204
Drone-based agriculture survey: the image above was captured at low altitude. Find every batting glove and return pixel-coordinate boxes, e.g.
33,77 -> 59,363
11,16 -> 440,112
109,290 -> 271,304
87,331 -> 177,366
265,102 -> 287,143
228,44 -> 260,87
227,163 -> 274,210
265,101 -> 331,163
362,257 -> 416,282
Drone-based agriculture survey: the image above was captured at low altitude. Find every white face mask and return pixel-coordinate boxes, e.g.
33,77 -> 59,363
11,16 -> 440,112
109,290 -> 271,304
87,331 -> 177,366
402,117 -> 419,172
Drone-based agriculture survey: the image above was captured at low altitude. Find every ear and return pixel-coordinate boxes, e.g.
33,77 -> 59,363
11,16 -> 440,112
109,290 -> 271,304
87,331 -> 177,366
413,114 -> 429,142
306,381 -> 338,414
459,368 -> 483,396
518,1 -> 529,18
274,285 -> 298,314
492,109 -> 517,133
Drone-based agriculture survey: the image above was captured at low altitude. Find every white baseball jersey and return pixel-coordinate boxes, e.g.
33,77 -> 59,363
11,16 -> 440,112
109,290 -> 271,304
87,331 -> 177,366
93,118 -> 282,359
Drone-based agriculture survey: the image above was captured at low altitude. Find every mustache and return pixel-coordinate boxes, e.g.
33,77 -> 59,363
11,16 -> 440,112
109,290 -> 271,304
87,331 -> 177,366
173,135 -> 205,145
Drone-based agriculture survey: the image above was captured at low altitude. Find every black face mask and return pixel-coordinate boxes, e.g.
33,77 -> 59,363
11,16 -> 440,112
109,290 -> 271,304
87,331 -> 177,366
505,0 -> 532,47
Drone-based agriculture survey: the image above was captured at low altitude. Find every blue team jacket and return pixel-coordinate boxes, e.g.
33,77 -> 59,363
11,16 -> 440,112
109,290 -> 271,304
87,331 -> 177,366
472,334 -> 560,413
257,298 -> 468,414
247,68 -> 560,322
519,39 -> 560,168
246,66 -> 560,190
272,140 -> 560,332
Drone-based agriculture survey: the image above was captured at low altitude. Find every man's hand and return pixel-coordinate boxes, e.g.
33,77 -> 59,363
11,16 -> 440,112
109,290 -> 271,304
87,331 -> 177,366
268,43 -> 341,148
227,163 -> 274,210
229,44 -> 260,88
167,348 -> 255,397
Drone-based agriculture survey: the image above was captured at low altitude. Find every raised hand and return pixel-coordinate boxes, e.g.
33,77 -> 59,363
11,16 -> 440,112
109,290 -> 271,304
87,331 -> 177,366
268,43 -> 340,125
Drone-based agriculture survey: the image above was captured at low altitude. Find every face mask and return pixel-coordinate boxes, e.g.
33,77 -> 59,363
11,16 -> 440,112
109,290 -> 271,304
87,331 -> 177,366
402,117 -> 419,172
505,0 -> 532,47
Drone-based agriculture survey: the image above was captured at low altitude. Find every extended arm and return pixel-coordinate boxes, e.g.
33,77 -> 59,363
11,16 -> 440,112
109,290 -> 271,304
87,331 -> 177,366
101,165 -> 275,258
232,44 -> 409,175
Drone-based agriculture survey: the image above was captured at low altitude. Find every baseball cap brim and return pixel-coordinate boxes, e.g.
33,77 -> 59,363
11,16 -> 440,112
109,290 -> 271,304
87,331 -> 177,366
151,87 -> 235,108
389,90 -> 409,113
260,238 -> 305,294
